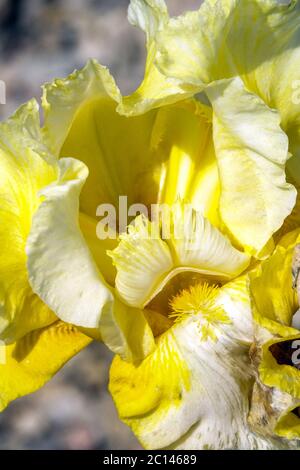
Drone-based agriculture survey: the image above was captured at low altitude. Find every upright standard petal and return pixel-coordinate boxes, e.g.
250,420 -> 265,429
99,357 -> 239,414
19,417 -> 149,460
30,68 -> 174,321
0,100 -> 59,342
118,0 -> 192,116
155,0 -> 236,89
155,0 -> 300,181
206,78 -> 296,256
127,1 -> 297,255
42,60 -> 121,157
47,61 -> 220,226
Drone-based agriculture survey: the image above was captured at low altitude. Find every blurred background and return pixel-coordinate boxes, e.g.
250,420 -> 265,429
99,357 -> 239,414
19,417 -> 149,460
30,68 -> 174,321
0,0 -> 201,449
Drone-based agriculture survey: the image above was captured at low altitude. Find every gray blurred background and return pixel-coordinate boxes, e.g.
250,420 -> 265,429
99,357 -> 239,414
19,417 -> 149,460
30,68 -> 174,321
0,0 -> 201,449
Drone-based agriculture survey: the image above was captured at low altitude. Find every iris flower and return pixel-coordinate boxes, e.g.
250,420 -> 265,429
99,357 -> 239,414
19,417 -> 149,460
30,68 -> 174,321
0,0 -> 299,450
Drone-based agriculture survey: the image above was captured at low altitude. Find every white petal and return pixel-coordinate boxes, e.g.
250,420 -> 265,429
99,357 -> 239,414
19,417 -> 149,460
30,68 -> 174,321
110,277 -> 290,449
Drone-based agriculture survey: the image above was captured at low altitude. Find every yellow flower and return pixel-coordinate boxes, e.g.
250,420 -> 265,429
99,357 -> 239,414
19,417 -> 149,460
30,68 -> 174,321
0,0 -> 299,450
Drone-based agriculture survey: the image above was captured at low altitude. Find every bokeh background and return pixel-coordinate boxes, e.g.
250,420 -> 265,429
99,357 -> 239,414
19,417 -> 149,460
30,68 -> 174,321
0,0 -> 201,449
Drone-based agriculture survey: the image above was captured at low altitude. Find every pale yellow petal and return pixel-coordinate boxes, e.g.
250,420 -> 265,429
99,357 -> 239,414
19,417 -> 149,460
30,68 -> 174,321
155,0 -> 300,181
26,158 -> 154,361
42,60 -> 121,157
119,0 -> 191,116
27,157 -> 114,330
206,78 -> 296,256
109,209 -> 249,308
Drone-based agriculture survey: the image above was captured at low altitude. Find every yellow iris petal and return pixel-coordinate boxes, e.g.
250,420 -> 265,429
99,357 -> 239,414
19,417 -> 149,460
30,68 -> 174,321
275,405 -> 300,440
60,95 -> 159,216
152,100 -> 220,227
38,58 -> 225,362
0,100 -> 58,343
42,60 -> 121,157
250,229 -> 300,337
155,0 -> 300,184
119,0 -> 192,116
26,157 -> 154,362
0,321 -> 91,412
249,229 -> 300,440
259,336 -> 300,402
26,157 -> 114,330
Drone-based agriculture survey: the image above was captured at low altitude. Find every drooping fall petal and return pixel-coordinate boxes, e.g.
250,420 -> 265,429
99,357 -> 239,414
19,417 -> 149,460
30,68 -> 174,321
110,277 -> 292,449
0,322 -> 92,412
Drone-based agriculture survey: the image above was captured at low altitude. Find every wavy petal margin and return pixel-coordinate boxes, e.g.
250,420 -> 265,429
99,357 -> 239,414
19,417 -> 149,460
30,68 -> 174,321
118,0 -> 193,116
109,208 -> 249,308
42,60 -> 121,156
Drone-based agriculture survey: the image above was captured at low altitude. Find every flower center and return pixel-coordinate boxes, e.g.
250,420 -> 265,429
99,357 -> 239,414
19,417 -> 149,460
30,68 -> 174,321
146,271 -> 230,340
169,282 -> 231,341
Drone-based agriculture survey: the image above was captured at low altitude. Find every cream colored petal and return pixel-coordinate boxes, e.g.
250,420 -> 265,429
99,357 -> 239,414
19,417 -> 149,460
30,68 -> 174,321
26,157 -> 114,329
128,0 -> 168,41
26,158 -> 154,361
169,202 -> 250,277
108,215 -> 173,308
206,78 -> 296,256
155,0 -> 235,89
42,60 -> 121,157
